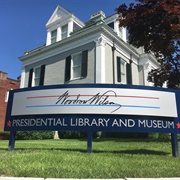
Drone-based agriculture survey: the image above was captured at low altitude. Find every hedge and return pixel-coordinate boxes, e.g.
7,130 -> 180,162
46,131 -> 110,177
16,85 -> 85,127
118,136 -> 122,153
0,131 -> 10,140
15,131 -> 54,140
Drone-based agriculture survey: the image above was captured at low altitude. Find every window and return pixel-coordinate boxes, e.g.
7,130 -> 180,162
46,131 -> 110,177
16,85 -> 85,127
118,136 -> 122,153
107,22 -> 114,29
28,69 -> 33,87
34,67 -> 41,86
120,60 -> 126,83
51,29 -> 57,43
61,24 -> 68,39
28,65 -> 46,87
72,53 -> 82,79
65,50 -> 88,82
117,57 -> 132,84
73,22 -> 81,32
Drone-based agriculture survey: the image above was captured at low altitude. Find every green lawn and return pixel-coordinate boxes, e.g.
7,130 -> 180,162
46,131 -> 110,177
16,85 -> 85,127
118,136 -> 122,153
0,138 -> 180,178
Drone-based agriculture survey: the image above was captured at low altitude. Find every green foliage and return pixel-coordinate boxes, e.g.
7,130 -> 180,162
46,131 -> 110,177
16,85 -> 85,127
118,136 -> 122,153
0,131 -> 10,140
16,131 -> 54,140
158,133 -> 171,140
58,131 -> 101,139
148,133 -> 171,140
116,0 -> 180,88
80,131 -> 101,138
58,131 -> 80,139
94,131 -> 102,138
148,133 -> 159,140
106,132 -> 171,140
106,132 -> 148,138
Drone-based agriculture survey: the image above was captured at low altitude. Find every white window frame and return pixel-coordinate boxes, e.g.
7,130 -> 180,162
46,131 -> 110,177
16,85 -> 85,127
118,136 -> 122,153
120,59 -> 127,84
61,24 -> 68,40
32,66 -> 41,87
51,29 -> 57,43
71,52 -> 82,80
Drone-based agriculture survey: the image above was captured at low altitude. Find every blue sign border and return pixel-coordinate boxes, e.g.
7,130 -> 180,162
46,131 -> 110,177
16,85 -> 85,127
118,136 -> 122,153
4,84 -> 180,157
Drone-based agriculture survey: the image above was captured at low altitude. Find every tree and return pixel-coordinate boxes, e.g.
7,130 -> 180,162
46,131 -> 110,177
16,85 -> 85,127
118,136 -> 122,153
116,0 -> 180,88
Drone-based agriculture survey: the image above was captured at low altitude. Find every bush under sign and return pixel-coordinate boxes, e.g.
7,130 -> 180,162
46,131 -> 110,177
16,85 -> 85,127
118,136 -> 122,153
4,84 -> 180,157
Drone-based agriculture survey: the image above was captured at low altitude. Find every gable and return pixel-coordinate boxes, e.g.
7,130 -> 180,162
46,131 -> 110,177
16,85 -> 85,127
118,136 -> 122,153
46,5 -> 71,27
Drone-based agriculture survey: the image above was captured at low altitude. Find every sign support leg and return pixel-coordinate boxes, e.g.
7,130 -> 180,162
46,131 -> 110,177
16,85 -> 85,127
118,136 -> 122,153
171,133 -> 179,157
8,131 -> 16,150
87,131 -> 92,153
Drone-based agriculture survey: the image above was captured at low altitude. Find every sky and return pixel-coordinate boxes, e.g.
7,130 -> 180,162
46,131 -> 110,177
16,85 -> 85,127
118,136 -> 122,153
0,0 -> 135,80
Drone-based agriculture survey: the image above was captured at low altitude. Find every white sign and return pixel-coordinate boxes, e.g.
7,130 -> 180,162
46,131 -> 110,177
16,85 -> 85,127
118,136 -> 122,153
11,87 -> 177,117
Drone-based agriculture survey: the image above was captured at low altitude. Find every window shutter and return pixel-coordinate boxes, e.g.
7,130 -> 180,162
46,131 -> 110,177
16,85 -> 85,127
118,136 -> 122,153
65,56 -> 71,81
81,50 -> 88,78
40,65 -> 46,86
117,56 -> 121,82
28,68 -> 33,87
126,63 -> 132,85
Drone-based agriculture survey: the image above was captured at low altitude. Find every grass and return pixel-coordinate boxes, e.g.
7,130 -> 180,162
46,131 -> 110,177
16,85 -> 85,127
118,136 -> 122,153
0,138 -> 180,178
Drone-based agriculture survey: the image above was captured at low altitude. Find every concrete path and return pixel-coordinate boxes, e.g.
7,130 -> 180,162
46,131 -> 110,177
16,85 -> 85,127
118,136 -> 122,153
0,178 -> 180,180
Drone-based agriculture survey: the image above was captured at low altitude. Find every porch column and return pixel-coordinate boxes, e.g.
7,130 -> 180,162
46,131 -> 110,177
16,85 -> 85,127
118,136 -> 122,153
46,30 -> 51,46
20,66 -> 25,88
143,62 -> 150,86
68,20 -> 73,37
95,37 -> 106,83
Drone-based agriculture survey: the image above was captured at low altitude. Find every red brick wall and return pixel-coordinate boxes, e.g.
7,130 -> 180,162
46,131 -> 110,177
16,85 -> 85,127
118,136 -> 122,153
0,76 -> 20,130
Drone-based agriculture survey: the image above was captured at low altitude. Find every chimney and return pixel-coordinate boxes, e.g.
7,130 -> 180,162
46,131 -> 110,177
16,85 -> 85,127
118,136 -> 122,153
90,11 -> 106,20
85,11 -> 106,27
0,71 -> 7,80
17,75 -> 21,83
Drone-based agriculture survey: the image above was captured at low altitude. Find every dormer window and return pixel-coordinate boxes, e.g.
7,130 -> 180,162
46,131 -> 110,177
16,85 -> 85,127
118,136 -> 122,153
51,29 -> 57,43
73,22 -> 81,32
107,22 -> 114,29
45,5 -> 85,46
61,24 -> 68,40
105,13 -> 127,42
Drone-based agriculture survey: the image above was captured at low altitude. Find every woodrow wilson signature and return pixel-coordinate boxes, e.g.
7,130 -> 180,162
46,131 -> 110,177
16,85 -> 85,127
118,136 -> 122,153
55,90 -> 122,113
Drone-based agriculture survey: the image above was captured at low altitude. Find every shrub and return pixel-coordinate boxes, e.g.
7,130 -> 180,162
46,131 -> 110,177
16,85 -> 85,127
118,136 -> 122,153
58,131 -> 80,139
148,133 -> 171,140
16,131 -> 54,140
178,134 -> 180,140
80,131 -> 102,138
148,133 -> 159,140
0,131 -> 10,140
58,131 -> 101,139
94,131 -> 102,138
105,132 -> 148,138
158,133 -> 171,140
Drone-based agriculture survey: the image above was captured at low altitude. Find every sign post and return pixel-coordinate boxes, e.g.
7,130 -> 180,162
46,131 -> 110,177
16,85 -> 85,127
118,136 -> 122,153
171,133 -> 179,157
8,131 -> 16,150
4,84 -> 180,157
87,132 -> 92,153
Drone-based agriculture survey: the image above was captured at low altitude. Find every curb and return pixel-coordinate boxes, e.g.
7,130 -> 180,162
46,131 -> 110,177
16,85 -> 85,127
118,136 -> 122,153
0,178 -> 180,180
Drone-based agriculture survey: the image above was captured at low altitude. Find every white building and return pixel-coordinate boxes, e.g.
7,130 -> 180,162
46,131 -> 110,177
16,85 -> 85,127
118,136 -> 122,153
19,5 -> 159,88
